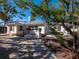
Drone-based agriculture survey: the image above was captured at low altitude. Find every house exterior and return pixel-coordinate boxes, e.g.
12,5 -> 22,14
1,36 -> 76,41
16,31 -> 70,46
6,21 -> 78,38
53,23 -> 78,34
52,23 -> 68,35
26,21 -> 49,34
25,21 -> 49,38
64,23 -> 79,32
6,22 -> 27,36
70,25 -> 79,32
5,21 -> 49,37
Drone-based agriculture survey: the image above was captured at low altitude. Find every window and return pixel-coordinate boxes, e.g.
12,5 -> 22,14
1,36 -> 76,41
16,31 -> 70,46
34,26 -> 38,30
19,26 -> 22,31
10,26 -> 15,31
31,26 -> 38,30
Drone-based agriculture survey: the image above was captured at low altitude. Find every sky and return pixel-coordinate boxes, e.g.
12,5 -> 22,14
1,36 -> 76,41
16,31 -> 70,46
0,0 -> 59,23
13,0 -> 59,22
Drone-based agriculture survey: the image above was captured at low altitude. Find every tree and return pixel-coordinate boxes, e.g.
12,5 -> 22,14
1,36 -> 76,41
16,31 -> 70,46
15,0 -> 79,53
0,0 -> 21,33
0,1 -> 79,59
59,0 -> 79,50
0,0 -> 79,52
0,0 -> 10,33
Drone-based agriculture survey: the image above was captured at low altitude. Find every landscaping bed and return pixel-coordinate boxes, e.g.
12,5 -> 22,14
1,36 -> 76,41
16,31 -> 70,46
42,37 -> 79,59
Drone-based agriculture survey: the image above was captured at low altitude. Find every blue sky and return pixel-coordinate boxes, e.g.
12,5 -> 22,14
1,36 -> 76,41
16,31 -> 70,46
0,0 -> 59,23
13,0 -> 59,22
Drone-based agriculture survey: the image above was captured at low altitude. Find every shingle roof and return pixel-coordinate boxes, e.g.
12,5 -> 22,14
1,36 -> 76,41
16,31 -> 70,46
6,21 -> 46,26
25,21 -> 46,26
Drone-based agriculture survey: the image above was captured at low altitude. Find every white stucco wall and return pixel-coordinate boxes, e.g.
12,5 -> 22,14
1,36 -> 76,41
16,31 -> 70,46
29,25 -> 49,38
56,25 -> 68,35
38,26 -> 45,34
44,26 -> 49,34
16,25 -> 23,35
13,26 -> 17,33
6,26 -> 10,34
6,25 -> 18,35
71,26 -> 79,32
6,24 -> 30,36
36,26 -> 49,37
31,30 -> 40,38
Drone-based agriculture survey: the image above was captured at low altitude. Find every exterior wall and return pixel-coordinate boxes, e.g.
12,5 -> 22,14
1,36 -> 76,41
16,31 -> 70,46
16,25 -> 23,35
30,30 -> 40,38
15,25 -> 28,35
71,26 -> 79,32
6,22 -> 79,37
38,25 -> 49,34
38,26 -> 45,34
6,25 -> 9,34
6,23 -> 49,37
31,25 -> 49,37
6,24 -> 28,36
28,25 -> 49,38
23,25 -> 29,35
6,25 -> 17,35
55,25 -> 68,35
44,26 -> 49,34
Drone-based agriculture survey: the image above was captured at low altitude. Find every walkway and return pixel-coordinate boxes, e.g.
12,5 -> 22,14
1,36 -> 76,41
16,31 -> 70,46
0,38 -> 57,59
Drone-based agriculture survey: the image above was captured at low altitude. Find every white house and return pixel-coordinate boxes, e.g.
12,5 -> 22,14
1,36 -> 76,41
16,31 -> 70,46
6,22 -> 27,36
6,20 -> 78,38
52,23 -> 68,35
5,21 -> 49,38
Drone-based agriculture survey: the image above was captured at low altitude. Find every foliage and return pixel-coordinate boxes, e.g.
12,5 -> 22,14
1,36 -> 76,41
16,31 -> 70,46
0,0 -> 79,50
16,0 -> 79,50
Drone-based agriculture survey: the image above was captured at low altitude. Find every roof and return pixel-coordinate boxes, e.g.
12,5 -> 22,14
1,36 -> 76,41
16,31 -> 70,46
6,21 -> 46,26
6,22 -> 24,26
25,21 -> 46,26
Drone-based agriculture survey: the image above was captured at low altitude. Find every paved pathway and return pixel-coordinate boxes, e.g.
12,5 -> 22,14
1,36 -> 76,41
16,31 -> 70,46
0,38 -> 57,59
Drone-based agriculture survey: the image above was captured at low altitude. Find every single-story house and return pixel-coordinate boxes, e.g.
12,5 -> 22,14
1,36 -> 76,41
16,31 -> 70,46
6,22 -> 27,36
5,21 -> 78,38
53,22 -> 79,37
52,22 -> 68,35
5,21 -> 49,38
